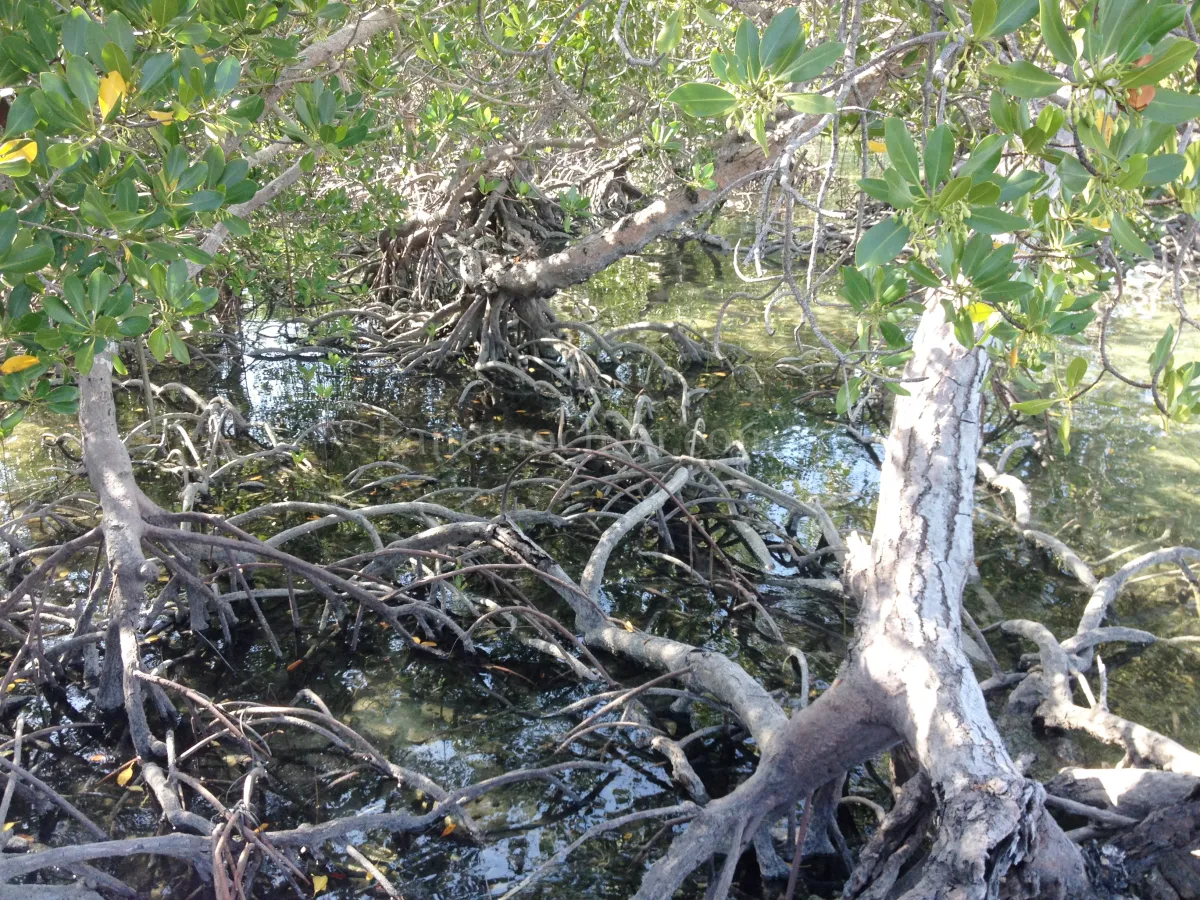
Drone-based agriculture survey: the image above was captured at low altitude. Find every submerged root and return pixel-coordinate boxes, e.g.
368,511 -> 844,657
2,325 -> 1197,898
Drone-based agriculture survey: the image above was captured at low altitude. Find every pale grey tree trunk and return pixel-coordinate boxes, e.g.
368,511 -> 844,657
636,300 -> 1088,899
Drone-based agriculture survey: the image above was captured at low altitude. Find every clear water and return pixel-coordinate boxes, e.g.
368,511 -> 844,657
0,240 -> 1196,897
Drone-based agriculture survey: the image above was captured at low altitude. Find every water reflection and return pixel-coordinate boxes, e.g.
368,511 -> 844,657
0,240 -> 1196,896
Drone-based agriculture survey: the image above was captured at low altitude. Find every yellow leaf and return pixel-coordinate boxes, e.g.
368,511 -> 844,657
0,140 -> 36,163
98,71 -> 127,119
965,302 -> 994,324
116,763 -> 136,787
867,139 -> 887,153
147,109 -> 175,123
126,784 -> 144,793
623,620 -> 635,632
1,355 -> 39,374
440,819 -> 457,837
2,822 -> 13,832
311,874 -> 328,895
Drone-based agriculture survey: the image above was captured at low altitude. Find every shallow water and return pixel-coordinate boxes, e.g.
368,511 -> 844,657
0,240 -> 1197,897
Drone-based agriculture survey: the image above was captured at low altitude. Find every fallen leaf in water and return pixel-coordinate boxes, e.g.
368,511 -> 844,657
86,754 -> 106,763
623,620 -> 635,632
116,763 -> 136,787
311,874 -> 328,895
126,784 -> 144,793
287,659 -> 304,672
2,822 -> 14,832
441,820 -> 457,837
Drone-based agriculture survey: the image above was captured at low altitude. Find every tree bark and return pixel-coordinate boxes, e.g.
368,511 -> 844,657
635,300 -> 1089,899
841,298 -> 1085,898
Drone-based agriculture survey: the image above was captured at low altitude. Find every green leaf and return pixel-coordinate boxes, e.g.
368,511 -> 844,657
185,190 -> 225,212
1046,310 -> 1095,334
885,167 -> 916,208
118,315 -> 151,336
906,260 -> 942,287
213,57 -> 241,97
0,242 -> 53,275
1143,89 -> 1200,125
168,329 -> 190,364
656,10 -> 684,55
991,0 -> 1038,35
884,118 -> 921,186
46,143 -> 82,169
959,133 -> 1007,181
0,156 -> 30,178
856,217 -> 910,267
1110,213 -> 1154,258
138,53 -> 174,93
147,326 -> 168,362
879,320 -> 906,347
964,207 -> 1031,234
75,339 -> 98,376
65,56 -> 99,109
785,41 -> 844,83
783,92 -> 837,114
1120,38 -> 1197,88
983,61 -> 1064,98
42,295 -> 80,326
0,212 -> 16,257
1058,412 -> 1071,453
0,407 -> 25,436
1066,356 -> 1087,390
229,95 -> 264,121
841,266 -> 873,309
937,175 -> 973,208
734,17 -> 760,81
753,108 -> 768,154
858,178 -> 891,202
971,0 -> 997,38
997,169 -> 1042,201
1039,0 -> 1076,65
1149,323 -> 1175,373
759,8 -> 803,74
101,42 -> 133,82
1143,153 -> 1186,186
667,83 -> 737,117
1011,397 -> 1059,414
979,281 -> 1034,303
3,93 -> 38,138
924,125 -> 954,188
317,1 -> 348,19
